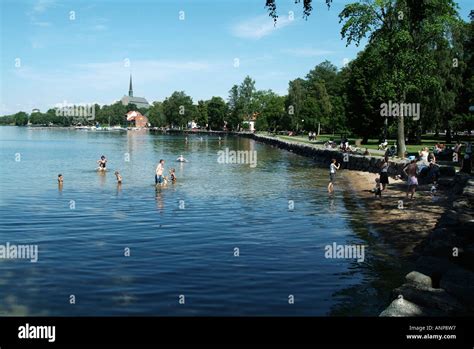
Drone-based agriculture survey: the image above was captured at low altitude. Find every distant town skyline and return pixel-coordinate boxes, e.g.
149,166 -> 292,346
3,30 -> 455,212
1,0 -> 472,115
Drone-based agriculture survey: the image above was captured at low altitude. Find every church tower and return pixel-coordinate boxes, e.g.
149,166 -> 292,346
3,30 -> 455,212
128,74 -> 133,97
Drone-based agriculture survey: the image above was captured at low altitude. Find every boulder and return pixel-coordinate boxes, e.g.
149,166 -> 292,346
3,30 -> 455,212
392,283 -> 464,315
379,295 -> 443,317
405,271 -> 432,287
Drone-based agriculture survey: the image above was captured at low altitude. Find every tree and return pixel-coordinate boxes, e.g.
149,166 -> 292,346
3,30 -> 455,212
265,0 -> 332,21
162,91 -> 195,129
227,84 -> 242,130
14,112 -> 28,126
253,90 -> 285,131
148,101 -> 166,127
286,78 -> 306,131
239,76 -> 257,126
207,96 -> 227,130
339,0 -> 461,156
195,100 -> 208,128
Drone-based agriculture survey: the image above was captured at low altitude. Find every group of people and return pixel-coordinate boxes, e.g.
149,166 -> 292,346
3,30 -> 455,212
154,159 -> 178,186
57,154 -> 184,188
308,132 -> 317,141
326,150 -> 438,200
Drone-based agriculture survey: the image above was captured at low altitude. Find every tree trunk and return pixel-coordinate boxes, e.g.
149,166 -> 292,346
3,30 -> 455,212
317,122 -> 321,136
397,115 -> 406,158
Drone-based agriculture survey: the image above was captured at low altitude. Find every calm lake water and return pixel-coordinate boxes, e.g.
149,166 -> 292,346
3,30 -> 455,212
0,126 -> 406,316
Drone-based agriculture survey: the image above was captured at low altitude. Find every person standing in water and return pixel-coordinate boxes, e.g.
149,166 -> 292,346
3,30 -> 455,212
97,155 -> 107,170
155,159 -> 165,185
114,171 -> 122,184
327,159 -> 340,194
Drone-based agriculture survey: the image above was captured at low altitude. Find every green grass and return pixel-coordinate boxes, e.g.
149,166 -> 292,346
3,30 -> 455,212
258,132 -> 461,154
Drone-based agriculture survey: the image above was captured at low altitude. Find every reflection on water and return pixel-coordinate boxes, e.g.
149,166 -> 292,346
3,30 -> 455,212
0,127 -> 406,316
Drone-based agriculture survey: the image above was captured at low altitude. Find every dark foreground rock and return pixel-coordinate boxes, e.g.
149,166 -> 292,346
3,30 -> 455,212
380,174 -> 474,316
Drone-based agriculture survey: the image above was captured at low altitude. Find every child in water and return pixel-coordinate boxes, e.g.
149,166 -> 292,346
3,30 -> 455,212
169,168 -> 177,182
114,171 -> 122,184
58,174 -> 63,183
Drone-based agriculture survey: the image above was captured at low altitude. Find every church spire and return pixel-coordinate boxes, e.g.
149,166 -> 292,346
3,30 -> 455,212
128,74 -> 133,97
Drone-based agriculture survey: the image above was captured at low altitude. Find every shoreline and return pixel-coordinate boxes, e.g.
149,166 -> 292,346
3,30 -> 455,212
245,131 -> 473,316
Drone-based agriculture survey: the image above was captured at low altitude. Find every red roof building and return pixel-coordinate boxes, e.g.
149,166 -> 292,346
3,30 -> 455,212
126,110 -> 149,128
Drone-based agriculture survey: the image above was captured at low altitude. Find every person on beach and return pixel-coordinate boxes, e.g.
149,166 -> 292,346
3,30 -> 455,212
327,159 -> 340,194
155,159 -> 165,185
58,174 -> 63,183
374,178 -> 382,199
169,168 -> 177,183
115,171 -> 122,184
380,158 -> 389,191
403,159 -> 418,199
97,155 -> 107,171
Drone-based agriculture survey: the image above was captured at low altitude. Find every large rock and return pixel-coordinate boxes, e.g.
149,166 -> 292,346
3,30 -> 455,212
392,283 -> 464,315
405,271 -> 432,287
379,295 -> 443,317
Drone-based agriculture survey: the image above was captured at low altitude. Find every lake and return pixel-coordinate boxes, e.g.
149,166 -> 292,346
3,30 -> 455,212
0,126 -> 405,316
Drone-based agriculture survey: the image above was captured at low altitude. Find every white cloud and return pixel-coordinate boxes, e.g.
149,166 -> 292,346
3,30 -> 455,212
32,21 -> 52,27
92,24 -> 107,31
283,48 -> 334,57
231,15 -> 294,39
32,0 -> 56,13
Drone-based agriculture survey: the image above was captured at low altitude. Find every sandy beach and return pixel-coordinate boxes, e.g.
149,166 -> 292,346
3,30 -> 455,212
342,171 -> 450,257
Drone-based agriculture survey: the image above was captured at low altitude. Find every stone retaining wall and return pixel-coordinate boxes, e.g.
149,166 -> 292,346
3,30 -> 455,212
244,133 -> 455,178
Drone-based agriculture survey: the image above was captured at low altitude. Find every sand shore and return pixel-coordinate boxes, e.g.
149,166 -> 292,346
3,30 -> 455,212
342,171 -> 450,257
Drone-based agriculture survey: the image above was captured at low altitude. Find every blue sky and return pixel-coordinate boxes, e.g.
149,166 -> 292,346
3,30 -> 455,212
0,0 -> 472,115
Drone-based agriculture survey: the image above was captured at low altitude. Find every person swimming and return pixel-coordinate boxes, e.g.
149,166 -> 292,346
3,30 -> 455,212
114,171 -> 122,184
176,155 -> 187,162
169,168 -> 177,182
58,174 -> 63,183
97,155 -> 107,171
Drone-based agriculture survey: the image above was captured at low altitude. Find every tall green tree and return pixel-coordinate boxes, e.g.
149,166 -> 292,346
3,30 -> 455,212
148,101 -> 166,127
162,91 -> 195,129
195,100 -> 208,128
14,111 -> 28,126
207,96 -> 227,130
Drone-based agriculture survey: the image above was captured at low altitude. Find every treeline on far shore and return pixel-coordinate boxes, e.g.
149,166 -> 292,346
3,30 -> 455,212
2,3 -> 473,157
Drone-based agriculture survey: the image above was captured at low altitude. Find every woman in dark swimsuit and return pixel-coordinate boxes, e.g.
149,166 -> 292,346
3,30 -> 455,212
97,155 -> 107,170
